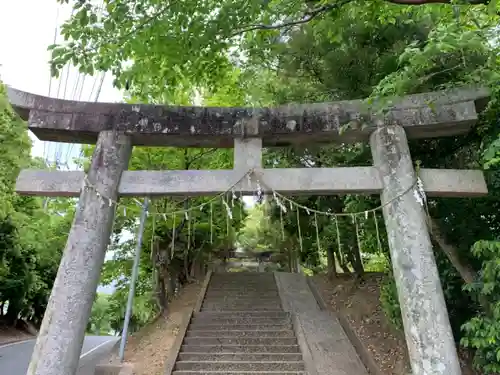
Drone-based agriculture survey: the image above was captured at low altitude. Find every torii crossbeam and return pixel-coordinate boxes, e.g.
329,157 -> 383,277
7,86 -> 489,375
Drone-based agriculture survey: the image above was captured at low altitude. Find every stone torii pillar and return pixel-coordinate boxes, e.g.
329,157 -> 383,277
371,125 -> 461,375
27,131 -> 132,375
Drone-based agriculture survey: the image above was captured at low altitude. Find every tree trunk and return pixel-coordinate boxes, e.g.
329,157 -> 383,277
351,242 -> 365,277
427,217 -> 477,284
157,276 -> 168,315
155,244 -> 170,314
167,271 -> 177,299
5,298 -> 23,326
334,246 -> 350,273
326,246 -> 337,280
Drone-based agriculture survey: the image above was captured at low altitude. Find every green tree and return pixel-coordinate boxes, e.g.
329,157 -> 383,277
0,82 -> 72,327
87,294 -> 112,335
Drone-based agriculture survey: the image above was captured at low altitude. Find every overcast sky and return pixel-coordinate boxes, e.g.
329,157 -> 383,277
0,1 -> 130,293
0,0 -> 122,165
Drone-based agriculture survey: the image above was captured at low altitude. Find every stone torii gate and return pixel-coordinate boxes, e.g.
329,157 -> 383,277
7,86 -> 489,375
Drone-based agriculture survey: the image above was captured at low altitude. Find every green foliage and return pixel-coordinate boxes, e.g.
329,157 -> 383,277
0,84 -> 31,218
238,203 -> 283,253
461,240 -> 500,373
87,294 -> 112,335
0,82 -> 71,326
379,275 -> 404,331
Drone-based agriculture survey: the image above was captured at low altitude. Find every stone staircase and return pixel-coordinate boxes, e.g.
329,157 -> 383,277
172,272 -> 307,374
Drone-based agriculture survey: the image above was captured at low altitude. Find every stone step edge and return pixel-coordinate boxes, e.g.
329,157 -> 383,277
188,330 -> 294,333
191,319 -> 291,327
179,352 -> 301,355
176,361 -> 305,364
190,320 -> 291,324
179,353 -> 302,358
200,310 -> 284,312
202,297 -> 281,300
188,325 -> 292,329
183,339 -> 297,342
186,336 -> 295,339
190,321 -> 291,324
193,312 -> 289,314
172,372 -> 307,374
180,345 -> 300,348
173,372 -> 306,374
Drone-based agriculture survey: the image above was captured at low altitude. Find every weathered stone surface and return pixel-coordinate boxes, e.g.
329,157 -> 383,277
6,86 -> 488,147
274,272 -> 369,375
174,360 -> 305,371
189,322 -> 293,330
26,131 -> 132,375
15,167 -> 488,197
177,353 -> 303,361
172,372 -> 306,375
370,125 -> 462,375
180,344 -> 301,353
186,329 -> 295,337
234,138 -> 262,171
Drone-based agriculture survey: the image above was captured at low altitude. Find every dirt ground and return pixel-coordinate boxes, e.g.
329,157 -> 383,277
312,273 -> 478,375
113,282 -> 201,375
0,325 -> 34,346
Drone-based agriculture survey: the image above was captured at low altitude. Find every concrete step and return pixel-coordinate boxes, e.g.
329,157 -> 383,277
208,281 -> 276,284
200,307 -> 283,312
178,353 -> 303,362
180,345 -> 301,354
207,290 -> 278,293
209,280 -> 275,282
205,292 -> 279,295
203,293 -> 281,302
190,318 -> 291,327
186,330 -> 295,338
206,286 -> 278,290
203,298 -> 281,306
173,372 -> 307,375
201,308 -> 282,311
174,361 -> 305,371
201,302 -> 282,309
188,323 -> 293,330
204,292 -> 280,298
193,312 -> 289,318
191,311 -> 291,325
202,297 -> 280,303
183,337 -> 298,346
209,282 -> 275,284
212,271 -> 274,277
206,294 -> 280,298
201,303 -> 282,309
210,274 -> 275,279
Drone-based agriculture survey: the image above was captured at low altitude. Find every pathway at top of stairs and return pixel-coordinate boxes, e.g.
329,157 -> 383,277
172,272 -> 307,375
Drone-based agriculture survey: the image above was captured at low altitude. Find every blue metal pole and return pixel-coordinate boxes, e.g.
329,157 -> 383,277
119,198 -> 149,362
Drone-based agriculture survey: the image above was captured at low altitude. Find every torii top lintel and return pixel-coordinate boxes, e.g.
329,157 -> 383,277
6,86 -> 489,148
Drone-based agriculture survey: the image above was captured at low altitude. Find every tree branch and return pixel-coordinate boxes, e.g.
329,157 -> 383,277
427,216 -> 477,284
187,148 -> 218,167
231,0 -> 489,37
231,0 -> 354,37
